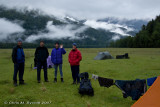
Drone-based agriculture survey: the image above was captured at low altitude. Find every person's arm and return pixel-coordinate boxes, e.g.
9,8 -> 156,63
75,51 -> 82,63
46,47 -> 49,58
60,44 -> 66,54
68,52 -> 71,63
51,49 -> 54,63
12,47 -> 17,63
61,48 -> 66,54
22,48 -> 25,62
35,47 -> 38,60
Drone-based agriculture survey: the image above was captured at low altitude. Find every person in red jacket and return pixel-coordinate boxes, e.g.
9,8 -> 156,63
68,43 -> 82,84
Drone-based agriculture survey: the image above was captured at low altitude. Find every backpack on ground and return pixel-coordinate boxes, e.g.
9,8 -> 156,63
116,53 -> 129,59
79,72 -> 94,96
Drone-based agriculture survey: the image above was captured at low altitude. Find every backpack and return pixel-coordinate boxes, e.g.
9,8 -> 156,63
79,72 -> 94,96
116,53 -> 129,59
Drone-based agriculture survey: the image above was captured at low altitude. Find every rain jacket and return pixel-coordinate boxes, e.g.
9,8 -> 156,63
35,46 -> 49,62
51,48 -> 66,64
68,49 -> 82,66
12,45 -> 25,63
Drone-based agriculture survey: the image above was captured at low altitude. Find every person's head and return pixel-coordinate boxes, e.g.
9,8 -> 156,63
72,43 -> 77,50
17,38 -> 22,47
40,41 -> 44,47
55,42 -> 59,49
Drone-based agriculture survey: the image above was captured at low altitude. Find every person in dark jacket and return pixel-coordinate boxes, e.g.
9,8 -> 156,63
35,41 -> 49,83
12,38 -> 25,86
68,43 -> 82,84
51,42 -> 66,82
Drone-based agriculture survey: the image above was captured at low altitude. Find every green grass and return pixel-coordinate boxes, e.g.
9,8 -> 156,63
0,48 -> 160,107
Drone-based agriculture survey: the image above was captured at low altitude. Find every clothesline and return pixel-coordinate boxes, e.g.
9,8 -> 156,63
91,74 -> 157,87
91,74 -> 157,100
91,74 -> 158,81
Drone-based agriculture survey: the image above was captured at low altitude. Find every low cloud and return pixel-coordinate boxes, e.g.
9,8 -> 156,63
112,35 -> 120,40
84,20 -> 133,36
0,18 -> 24,40
25,21 -> 88,42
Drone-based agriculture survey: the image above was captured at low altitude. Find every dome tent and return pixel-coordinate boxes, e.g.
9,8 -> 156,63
94,51 -> 114,60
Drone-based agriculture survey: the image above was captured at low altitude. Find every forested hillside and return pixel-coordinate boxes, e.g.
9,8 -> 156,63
110,16 -> 160,48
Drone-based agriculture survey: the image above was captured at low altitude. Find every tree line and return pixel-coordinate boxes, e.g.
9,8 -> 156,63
0,43 -> 106,48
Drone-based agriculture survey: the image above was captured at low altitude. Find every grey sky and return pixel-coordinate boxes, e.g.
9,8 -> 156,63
0,0 -> 160,19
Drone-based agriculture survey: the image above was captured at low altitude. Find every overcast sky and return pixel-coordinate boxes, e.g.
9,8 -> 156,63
0,0 -> 160,20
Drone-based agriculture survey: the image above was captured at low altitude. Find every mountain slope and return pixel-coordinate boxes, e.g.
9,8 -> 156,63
109,15 -> 160,48
0,6 -> 148,47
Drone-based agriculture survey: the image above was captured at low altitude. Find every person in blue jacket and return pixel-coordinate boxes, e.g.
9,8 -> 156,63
51,42 -> 66,82
12,38 -> 25,86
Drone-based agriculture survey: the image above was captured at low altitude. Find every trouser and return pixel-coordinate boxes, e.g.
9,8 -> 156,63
13,62 -> 24,82
71,65 -> 80,82
54,64 -> 63,78
37,61 -> 48,81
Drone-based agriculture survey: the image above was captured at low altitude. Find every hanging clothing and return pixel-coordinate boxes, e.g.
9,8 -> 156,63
115,79 -> 147,100
147,77 -> 157,86
92,74 -> 98,80
98,77 -> 114,88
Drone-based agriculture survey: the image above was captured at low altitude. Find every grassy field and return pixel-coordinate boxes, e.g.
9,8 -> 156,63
0,48 -> 160,107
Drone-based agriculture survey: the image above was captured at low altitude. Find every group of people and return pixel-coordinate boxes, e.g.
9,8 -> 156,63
12,38 -> 82,86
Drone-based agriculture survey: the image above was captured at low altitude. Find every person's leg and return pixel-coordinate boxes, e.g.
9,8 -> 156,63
13,63 -> 19,86
71,66 -> 76,84
43,61 -> 48,82
59,64 -> 63,78
37,61 -> 42,82
75,65 -> 80,83
19,63 -> 25,84
59,64 -> 64,82
54,64 -> 58,82
54,64 -> 58,78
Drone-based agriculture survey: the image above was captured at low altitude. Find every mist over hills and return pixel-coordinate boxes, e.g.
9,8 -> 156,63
0,6 -> 148,47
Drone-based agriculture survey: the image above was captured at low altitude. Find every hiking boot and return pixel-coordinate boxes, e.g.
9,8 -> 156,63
54,78 -> 57,83
37,80 -> 41,83
72,81 -> 76,85
45,80 -> 49,82
13,81 -> 18,87
61,78 -> 64,82
19,81 -> 26,85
